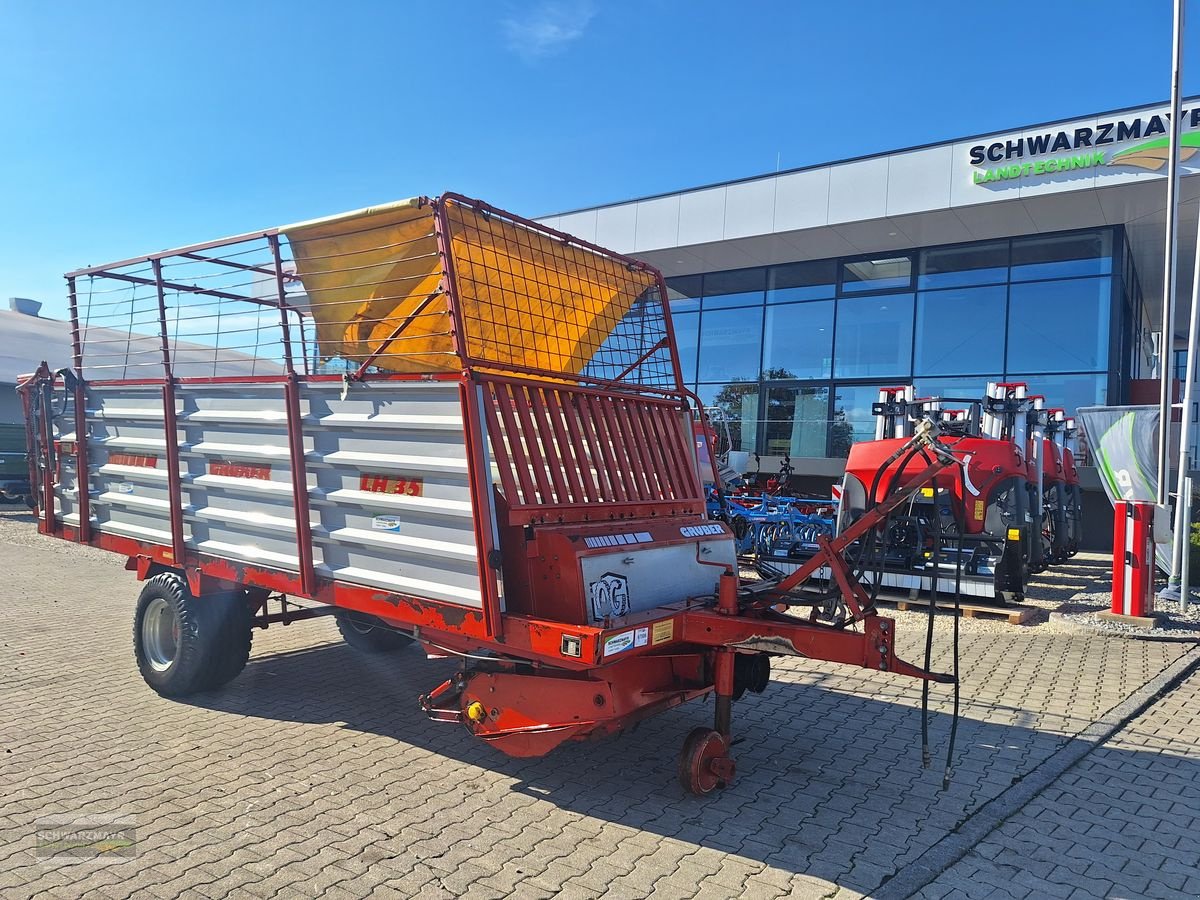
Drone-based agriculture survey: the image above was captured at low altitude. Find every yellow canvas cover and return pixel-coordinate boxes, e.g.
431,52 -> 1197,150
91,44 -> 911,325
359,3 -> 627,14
283,196 -> 657,376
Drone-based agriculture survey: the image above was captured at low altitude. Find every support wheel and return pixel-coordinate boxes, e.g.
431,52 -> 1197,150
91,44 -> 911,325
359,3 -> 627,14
335,611 -> 410,653
679,727 -> 734,796
133,573 -> 223,697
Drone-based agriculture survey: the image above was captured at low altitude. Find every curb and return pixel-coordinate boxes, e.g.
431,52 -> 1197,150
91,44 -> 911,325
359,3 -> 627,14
1046,610 -> 1200,643
874,643 -> 1200,900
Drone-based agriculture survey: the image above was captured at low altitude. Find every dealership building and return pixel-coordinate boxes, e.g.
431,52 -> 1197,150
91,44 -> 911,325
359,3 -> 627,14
538,97 -> 1200,513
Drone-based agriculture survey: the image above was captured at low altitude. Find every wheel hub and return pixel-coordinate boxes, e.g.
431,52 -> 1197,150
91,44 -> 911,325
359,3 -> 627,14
141,596 -> 179,672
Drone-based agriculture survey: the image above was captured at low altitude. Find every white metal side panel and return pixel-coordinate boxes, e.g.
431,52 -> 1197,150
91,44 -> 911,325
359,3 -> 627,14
304,381 -> 481,607
177,384 -> 301,571
68,379 -> 483,609
77,384 -> 177,546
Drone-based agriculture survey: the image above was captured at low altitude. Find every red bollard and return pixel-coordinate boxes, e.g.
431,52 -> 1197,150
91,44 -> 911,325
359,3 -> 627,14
1107,501 -> 1162,625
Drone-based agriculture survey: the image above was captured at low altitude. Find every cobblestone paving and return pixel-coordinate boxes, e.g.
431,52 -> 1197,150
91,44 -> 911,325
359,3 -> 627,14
916,664 -> 1200,900
0,508 -> 1195,899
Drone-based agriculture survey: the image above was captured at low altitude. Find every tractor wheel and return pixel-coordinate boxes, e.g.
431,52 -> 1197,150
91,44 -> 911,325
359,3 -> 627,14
678,727 -> 733,796
335,611 -> 410,653
201,589 -> 254,690
133,573 -> 221,697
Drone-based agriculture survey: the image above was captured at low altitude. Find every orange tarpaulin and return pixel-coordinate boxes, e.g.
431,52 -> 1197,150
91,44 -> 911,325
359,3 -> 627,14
283,197 -> 656,376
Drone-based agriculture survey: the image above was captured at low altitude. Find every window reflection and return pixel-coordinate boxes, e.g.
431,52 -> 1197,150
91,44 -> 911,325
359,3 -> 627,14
697,306 -> 763,381
702,268 -> 766,309
1010,232 -> 1112,281
914,285 -> 1006,376
764,384 -> 829,457
1004,373 -> 1107,417
914,376 -> 992,402
1007,278 -> 1110,373
763,301 -> 833,379
841,256 -> 912,293
697,382 -> 759,454
830,385 -> 889,457
834,293 -> 914,378
672,311 -> 699,383
665,275 -> 702,312
918,242 -> 1008,289
768,260 -> 836,303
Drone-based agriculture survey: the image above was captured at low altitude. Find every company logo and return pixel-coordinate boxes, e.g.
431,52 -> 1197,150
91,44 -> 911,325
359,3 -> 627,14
969,107 -> 1200,184
589,572 -> 630,619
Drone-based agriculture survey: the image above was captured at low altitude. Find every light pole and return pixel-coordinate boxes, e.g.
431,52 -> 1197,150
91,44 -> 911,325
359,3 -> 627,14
1157,0 -> 1187,598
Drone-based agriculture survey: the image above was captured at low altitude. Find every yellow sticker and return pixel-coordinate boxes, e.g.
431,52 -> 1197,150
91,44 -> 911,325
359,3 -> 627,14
1007,528 -> 1021,541
652,619 -> 674,645
920,487 -> 934,498
974,500 -> 984,519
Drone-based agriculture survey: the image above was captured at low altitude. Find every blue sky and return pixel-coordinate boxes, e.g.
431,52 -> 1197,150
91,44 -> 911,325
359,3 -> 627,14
2,0 -> 1198,318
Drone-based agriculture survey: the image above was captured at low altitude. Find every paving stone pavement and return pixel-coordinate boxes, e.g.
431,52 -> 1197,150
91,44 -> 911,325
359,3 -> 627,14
914,662 -> 1200,900
0,507 -> 1196,899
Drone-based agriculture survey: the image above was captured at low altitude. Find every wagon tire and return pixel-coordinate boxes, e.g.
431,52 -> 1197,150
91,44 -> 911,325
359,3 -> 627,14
679,727 -> 732,796
335,611 -> 410,653
133,573 -> 219,697
201,589 -> 254,690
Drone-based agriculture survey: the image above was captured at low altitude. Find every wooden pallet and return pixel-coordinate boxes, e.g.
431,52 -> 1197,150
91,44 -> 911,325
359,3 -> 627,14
876,594 -> 1037,625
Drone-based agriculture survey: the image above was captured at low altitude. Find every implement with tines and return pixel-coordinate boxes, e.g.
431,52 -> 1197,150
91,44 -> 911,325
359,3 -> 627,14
19,193 -> 954,794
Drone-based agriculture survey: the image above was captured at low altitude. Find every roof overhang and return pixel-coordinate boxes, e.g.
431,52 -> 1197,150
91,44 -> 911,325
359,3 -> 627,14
539,96 -> 1200,343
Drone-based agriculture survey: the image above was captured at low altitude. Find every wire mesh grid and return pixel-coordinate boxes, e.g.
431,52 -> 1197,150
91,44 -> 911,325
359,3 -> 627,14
442,198 -> 681,392
72,235 -> 320,381
67,196 -> 683,390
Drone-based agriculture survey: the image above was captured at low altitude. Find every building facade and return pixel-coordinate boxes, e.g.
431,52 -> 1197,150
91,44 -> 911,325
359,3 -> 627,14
538,97 -> 1198,484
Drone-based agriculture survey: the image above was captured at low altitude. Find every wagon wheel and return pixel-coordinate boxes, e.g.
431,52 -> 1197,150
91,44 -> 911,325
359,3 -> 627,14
678,727 -> 734,795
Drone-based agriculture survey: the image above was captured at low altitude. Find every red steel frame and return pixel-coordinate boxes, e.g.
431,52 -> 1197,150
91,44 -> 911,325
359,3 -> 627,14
22,193 -> 954,776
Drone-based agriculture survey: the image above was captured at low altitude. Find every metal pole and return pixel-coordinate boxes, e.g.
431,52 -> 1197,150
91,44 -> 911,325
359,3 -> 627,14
1156,0 -> 1186,509
1167,171 -> 1200,598
1182,476 -> 1194,613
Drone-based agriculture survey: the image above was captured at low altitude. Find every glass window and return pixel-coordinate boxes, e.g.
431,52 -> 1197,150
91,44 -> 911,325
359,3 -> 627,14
918,242 -> 1009,289
666,275 -> 701,312
1004,373 -> 1107,417
841,255 -> 912,293
913,376 -> 990,403
914,285 -> 1007,376
672,312 -> 699,383
702,268 -> 766,309
1007,278 -> 1110,373
767,260 -> 837,303
697,382 -> 759,454
1010,232 -> 1112,281
833,293 -> 914,379
763,384 -> 829,457
762,300 -> 834,380
697,306 -> 763,382
830,384 -> 890,457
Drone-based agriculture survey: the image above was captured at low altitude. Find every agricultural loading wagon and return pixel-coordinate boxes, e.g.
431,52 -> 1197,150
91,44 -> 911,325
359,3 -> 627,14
19,195 -> 960,794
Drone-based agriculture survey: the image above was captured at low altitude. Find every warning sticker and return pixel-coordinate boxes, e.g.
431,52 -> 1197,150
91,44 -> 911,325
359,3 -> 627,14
973,499 -> 985,520
634,627 -> 649,648
652,619 -> 674,645
603,631 -> 635,657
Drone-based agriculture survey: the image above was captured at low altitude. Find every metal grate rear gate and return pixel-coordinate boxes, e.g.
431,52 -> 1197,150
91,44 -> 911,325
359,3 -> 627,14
478,375 -> 703,525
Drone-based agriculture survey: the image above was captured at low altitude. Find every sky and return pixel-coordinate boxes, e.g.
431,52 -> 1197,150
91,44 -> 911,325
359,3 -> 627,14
2,0 -> 1200,319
